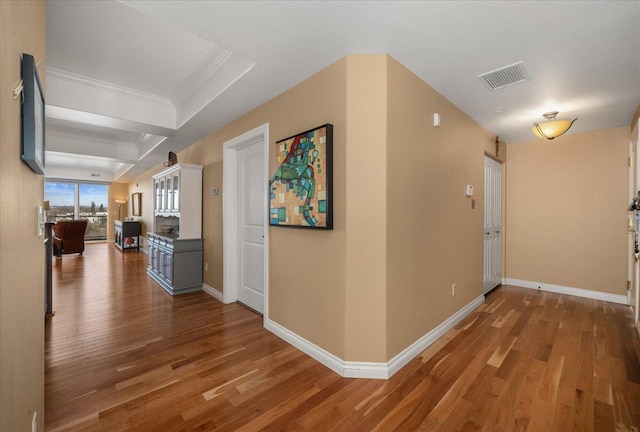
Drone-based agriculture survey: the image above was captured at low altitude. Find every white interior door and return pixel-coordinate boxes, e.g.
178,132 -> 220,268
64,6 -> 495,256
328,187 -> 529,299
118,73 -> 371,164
236,141 -> 265,313
483,156 -> 503,293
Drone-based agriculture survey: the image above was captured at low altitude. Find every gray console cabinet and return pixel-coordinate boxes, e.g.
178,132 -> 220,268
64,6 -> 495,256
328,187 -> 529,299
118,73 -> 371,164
147,233 -> 202,295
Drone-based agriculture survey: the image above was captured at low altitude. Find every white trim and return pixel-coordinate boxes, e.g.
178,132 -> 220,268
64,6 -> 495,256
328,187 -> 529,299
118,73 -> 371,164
222,146 -> 238,305
385,294 -> 485,378
46,69 -> 176,130
222,124 -> 270,320
504,278 -> 628,304
174,54 -> 256,129
171,46 -> 232,107
265,294 -> 485,380
265,319 -> 346,377
47,67 -> 173,107
202,283 -> 223,303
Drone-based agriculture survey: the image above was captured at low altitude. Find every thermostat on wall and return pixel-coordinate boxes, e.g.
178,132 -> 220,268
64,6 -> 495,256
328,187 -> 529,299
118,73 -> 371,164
465,185 -> 474,196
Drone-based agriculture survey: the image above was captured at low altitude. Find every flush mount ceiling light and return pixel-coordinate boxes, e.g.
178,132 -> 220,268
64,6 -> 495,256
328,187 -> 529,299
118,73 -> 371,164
531,111 -> 578,140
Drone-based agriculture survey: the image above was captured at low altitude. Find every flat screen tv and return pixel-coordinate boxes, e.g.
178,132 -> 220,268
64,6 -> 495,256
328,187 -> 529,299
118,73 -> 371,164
21,53 -> 45,175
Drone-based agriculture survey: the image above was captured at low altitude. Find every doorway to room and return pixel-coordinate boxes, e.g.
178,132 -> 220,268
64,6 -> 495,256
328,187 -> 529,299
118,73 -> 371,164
223,124 -> 270,316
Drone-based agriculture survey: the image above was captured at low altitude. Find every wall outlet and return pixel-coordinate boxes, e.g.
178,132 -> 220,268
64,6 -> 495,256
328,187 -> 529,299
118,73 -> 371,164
204,263 -> 208,271
451,283 -> 456,296
32,412 -> 37,432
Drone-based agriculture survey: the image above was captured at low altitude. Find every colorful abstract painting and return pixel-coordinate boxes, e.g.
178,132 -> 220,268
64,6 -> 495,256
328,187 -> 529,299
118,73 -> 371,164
269,124 -> 333,229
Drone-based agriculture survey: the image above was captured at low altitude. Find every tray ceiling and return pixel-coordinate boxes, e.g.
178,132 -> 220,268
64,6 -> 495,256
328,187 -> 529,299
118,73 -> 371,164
45,0 -> 640,182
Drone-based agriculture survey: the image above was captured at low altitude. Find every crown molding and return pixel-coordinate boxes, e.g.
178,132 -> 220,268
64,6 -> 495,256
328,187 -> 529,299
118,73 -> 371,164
47,67 -> 174,109
171,46 -> 233,108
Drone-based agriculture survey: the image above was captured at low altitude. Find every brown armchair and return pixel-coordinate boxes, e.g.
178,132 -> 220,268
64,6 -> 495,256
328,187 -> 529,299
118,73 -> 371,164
52,220 -> 88,257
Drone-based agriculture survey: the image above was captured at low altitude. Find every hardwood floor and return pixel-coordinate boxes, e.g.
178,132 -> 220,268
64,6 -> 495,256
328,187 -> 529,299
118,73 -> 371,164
45,243 -> 640,431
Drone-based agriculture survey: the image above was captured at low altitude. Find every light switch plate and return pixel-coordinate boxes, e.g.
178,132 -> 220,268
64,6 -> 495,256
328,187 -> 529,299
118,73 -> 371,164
38,206 -> 44,236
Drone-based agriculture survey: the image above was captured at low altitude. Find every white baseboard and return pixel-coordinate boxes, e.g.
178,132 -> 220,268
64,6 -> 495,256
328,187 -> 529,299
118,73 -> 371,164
265,294 -> 485,380
265,319 -> 349,377
385,294 -> 485,378
504,278 -> 627,305
202,283 -> 223,302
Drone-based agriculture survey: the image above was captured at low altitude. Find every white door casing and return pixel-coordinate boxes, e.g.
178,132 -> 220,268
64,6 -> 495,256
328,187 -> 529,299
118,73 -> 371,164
483,156 -> 503,294
223,123 -> 269,318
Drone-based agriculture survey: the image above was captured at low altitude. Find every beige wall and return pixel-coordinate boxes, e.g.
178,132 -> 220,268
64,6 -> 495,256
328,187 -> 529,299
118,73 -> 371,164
126,179 -> 152,247
132,53 -> 630,365
0,1 -> 46,430
108,182 -> 129,240
505,127 -> 628,295
130,55 -> 503,363
344,56 -> 388,361
386,57 -> 495,358
131,57 -> 349,357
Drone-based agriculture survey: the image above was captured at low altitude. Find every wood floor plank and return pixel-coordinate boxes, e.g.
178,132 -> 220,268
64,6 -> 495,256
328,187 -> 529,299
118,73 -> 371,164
45,244 -> 640,431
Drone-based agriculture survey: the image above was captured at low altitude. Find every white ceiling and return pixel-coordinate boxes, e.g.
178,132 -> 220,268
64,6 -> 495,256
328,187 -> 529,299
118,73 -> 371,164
45,0 -> 640,183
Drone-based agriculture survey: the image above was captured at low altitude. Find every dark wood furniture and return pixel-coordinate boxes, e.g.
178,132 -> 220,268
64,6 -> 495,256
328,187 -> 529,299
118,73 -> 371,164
52,219 -> 88,257
114,220 -> 141,252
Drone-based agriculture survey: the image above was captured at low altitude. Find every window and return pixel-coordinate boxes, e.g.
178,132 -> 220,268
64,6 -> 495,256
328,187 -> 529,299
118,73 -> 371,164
45,181 -> 109,240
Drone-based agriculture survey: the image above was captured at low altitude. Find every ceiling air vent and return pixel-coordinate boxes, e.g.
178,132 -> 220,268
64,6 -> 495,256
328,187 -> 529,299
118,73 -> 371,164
478,62 -> 530,91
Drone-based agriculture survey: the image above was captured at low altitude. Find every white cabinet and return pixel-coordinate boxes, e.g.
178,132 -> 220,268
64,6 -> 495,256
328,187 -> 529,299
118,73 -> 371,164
152,163 -> 202,239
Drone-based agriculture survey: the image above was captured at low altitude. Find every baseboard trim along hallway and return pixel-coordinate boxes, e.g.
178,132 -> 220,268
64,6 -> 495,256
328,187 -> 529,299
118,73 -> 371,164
265,294 -> 486,379
504,278 -> 627,305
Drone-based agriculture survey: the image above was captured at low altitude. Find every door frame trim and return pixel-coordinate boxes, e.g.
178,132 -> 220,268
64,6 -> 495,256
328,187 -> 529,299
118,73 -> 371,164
223,123 -> 270,321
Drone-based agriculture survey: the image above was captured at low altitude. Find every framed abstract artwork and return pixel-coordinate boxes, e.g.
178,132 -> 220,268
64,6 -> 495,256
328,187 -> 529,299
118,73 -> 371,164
269,124 -> 333,229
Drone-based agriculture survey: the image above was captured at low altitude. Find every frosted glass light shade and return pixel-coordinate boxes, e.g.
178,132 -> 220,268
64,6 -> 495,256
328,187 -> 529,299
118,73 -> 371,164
531,111 -> 577,140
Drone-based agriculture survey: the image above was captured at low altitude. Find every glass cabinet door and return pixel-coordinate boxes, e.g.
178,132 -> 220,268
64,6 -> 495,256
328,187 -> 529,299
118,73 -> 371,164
172,173 -> 180,211
154,179 -> 161,211
159,179 -> 165,210
166,176 -> 173,212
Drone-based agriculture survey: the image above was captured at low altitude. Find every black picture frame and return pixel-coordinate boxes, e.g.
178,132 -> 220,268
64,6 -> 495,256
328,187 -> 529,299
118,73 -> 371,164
21,53 -> 45,175
269,124 -> 333,229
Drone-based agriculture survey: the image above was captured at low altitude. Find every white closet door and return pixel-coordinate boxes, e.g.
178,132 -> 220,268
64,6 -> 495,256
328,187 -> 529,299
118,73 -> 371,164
483,156 -> 503,294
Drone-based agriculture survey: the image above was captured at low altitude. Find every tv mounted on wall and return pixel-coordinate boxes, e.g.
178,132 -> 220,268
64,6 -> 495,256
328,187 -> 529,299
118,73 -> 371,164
21,53 -> 45,175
